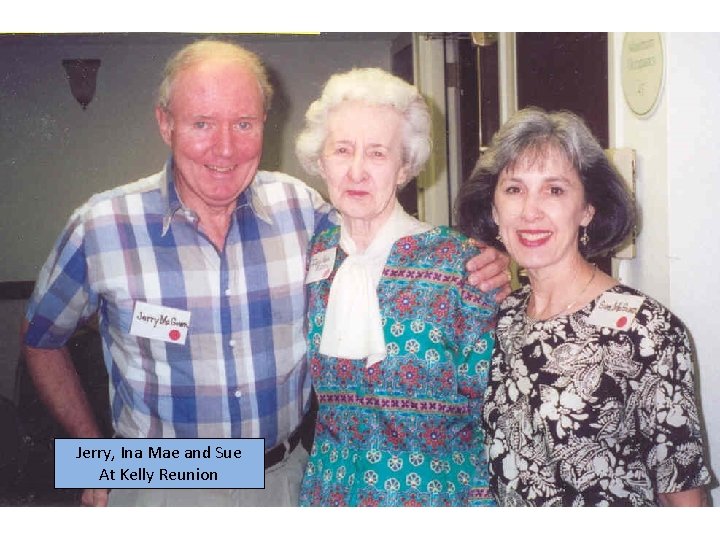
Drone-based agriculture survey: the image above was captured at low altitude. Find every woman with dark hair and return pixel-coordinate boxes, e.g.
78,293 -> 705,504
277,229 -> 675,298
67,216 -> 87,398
456,107 -> 712,506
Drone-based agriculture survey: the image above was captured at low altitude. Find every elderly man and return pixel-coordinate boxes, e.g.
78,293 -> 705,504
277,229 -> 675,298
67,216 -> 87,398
21,39 -> 510,507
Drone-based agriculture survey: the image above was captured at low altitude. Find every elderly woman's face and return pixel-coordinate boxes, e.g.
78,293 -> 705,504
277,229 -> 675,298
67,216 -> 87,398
319,101 -> 408,227
492,148 -> 595,273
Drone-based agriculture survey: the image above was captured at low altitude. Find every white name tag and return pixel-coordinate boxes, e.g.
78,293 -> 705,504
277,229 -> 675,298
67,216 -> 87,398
305,247 -> 337,284
129,301 -> 191,345
587,291 -> 645,331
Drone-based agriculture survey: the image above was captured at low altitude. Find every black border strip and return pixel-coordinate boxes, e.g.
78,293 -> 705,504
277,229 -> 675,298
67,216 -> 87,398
0,281 -> 35,300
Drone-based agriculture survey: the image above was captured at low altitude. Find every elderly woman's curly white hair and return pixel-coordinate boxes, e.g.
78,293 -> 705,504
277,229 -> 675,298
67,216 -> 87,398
295,67 -> 432,183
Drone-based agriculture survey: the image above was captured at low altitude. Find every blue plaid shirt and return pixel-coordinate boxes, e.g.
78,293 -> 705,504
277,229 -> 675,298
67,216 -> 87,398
25,162 -> 333,446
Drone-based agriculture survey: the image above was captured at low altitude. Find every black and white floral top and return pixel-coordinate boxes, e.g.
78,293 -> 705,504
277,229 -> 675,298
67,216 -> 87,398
484,284 -> 712,506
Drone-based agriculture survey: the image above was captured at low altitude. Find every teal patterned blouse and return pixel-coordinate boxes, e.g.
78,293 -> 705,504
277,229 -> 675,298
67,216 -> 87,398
299,225 -> 498,506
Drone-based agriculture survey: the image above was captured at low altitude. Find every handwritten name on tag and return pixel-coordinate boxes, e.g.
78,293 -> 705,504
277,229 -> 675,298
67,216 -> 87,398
305,247 -> 337,284
587,291 -> 645,331
129,301 -> 191,345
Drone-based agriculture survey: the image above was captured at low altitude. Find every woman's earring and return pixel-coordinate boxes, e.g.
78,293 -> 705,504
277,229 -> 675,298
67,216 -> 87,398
496,232 -> 503,245
580,227 -> 590,247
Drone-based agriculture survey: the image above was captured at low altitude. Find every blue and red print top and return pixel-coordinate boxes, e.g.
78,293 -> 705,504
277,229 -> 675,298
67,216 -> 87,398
300,225 -> 498,506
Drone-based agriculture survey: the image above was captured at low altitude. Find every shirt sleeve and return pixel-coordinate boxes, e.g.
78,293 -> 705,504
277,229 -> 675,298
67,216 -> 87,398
451,240 -> 499,506
641,308 -> 713,494
480,297 -> 514,449
308,184 -> 337,235
24,209 -> 98,349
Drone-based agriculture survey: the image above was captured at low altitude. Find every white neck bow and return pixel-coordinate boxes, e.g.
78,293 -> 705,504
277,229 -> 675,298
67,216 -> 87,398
319,204 -> 431,366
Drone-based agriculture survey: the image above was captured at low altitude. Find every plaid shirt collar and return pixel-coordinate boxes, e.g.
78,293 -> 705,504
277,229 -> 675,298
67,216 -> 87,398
160,158 -> 274,236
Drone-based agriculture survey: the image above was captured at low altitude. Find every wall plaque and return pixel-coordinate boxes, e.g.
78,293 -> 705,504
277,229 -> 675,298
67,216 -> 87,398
621,32 -> 664,117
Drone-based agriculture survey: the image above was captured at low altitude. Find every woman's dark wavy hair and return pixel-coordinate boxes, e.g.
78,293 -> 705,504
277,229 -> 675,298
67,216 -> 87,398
455,107 -> 636,259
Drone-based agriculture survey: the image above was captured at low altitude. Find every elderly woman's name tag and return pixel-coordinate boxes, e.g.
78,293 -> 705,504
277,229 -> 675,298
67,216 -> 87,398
306,247 -> 337,284
587,292 -> 644,330
130,301 -> 191,345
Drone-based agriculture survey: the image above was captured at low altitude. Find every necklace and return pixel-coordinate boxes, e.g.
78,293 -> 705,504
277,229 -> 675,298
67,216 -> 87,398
528,264 -> 598,320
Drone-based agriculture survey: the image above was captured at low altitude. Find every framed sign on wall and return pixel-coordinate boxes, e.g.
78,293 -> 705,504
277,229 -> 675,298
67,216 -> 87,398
621,32 -> 664,118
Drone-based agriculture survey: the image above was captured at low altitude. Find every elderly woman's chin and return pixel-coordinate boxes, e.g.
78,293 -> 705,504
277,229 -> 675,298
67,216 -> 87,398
334,195 -> 397,225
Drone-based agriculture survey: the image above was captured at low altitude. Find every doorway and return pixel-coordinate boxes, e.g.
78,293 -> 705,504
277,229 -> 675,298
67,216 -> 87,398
457,32 -> 611,275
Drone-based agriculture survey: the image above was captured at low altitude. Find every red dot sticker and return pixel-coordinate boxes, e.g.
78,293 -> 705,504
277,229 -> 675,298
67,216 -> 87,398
169,329 -> 181,341
616,316 -> 628,328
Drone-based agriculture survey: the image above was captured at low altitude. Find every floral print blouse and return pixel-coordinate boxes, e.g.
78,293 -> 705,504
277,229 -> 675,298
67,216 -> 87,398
299,226 -> 498,506
484,284 -> 712,506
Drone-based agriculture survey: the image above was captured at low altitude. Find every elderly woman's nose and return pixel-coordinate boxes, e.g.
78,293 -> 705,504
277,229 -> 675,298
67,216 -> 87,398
348,151 -> 367,181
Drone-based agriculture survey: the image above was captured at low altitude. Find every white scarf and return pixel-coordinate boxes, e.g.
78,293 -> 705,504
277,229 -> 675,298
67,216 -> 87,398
319,203 -> 432,367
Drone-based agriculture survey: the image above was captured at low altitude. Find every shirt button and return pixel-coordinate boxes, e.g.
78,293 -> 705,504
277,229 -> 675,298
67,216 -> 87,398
229,339 -> 236,348
234,389 -> 242,398
225,288 -> 232,295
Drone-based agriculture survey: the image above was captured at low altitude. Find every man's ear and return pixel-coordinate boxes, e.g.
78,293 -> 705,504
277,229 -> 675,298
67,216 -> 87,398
155,106 -> 173,146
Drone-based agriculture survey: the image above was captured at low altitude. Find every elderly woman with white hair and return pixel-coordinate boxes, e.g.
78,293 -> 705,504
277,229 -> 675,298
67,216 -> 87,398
295,68 -> 498,506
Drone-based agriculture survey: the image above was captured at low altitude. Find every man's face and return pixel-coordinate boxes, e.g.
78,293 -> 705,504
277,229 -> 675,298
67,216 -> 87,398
156,59 -> 265,215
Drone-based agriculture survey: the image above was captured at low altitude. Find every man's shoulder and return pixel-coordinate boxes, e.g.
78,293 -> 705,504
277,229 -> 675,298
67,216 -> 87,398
86,171 -> 163,204
74,171 -> 165,219
251,171 -> 332,225
253,171 -> 323,200
255,171 -> 316,193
